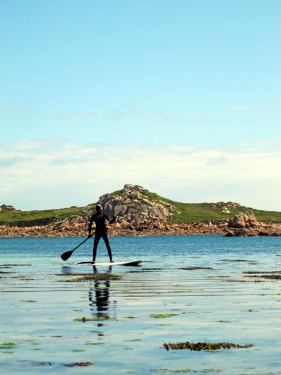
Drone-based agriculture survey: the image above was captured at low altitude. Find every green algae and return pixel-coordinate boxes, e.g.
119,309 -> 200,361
151,312 -> 198,319
151,313 -> 178,319
0,342 -> 16,349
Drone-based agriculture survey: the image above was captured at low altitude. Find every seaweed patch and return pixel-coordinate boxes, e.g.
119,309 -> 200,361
56,273 -> 122,282
243,272 -> 281,280
0,342 -> 17,349
163,341 -> 253,351
64,361 -> 93,367
151,313 -> 179,319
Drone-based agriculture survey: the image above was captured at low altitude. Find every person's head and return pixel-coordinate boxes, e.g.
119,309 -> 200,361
96,204 -> 103,214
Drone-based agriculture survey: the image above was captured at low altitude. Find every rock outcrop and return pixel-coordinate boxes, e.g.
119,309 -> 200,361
225,210 -> 281,237
0,204 -> 16,211
228,210 -> 259,229
55,184 -> 174,231
99,184 -> 174,228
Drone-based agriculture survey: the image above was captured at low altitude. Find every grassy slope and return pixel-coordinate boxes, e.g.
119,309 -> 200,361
1,188 -> 281,225
139,189 -> 281,224
0,207 -> 84,225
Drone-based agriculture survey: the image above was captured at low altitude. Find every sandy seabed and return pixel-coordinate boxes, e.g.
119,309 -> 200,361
0,237 -> 281,375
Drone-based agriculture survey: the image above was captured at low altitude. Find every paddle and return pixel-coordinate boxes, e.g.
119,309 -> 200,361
61,235 -> 93,261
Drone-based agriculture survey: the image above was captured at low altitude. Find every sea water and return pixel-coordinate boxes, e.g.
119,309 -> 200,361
0,235 -> 280,374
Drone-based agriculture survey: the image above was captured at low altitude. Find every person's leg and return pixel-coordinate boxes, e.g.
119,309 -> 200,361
93,235 -> 100,262
102,234 -> 113,262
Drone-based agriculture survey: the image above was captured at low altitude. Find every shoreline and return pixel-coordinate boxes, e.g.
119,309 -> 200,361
1,220 -> 281,238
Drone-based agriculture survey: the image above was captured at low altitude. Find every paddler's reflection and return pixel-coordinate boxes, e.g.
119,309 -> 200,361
88,266 -> 117,321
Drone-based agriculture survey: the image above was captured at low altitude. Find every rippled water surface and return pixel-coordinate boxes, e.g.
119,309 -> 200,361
0,235 -> 281,374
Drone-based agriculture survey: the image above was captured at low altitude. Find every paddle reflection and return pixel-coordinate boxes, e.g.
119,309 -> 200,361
60,265 -> 73,274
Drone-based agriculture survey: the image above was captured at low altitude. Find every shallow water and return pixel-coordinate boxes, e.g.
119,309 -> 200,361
0,235 -> 281,374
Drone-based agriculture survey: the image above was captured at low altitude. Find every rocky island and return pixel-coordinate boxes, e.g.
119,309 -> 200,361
1,184 -> 281,237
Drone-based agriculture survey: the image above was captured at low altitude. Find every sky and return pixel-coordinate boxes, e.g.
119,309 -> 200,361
1,0 -> 280,211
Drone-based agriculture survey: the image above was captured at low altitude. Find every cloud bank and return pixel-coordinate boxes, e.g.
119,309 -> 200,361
1,140 -> 280,211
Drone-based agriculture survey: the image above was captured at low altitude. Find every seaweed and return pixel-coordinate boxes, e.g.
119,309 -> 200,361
56,273 -> 122,282
151,313 -> 178,319
246,274 -> 281,280
243,271 -> 281,280
0,342 -> 16,349
64,361 -> 93,367
163,341 -> 253,351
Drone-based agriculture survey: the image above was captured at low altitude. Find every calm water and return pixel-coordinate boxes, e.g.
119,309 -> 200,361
0,235 -> 281,374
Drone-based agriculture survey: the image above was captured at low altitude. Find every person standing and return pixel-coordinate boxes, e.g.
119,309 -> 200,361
88,204 -> 116,264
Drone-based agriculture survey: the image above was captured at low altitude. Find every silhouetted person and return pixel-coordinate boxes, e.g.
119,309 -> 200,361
88,204 -> 116,263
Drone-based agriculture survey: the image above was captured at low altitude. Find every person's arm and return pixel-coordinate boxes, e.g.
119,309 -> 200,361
105,214 -> 116,224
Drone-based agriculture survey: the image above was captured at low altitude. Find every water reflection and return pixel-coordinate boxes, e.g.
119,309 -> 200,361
88,266 -> 117,321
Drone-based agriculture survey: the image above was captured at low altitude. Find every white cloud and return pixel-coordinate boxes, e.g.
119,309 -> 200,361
0,140 -> 280,211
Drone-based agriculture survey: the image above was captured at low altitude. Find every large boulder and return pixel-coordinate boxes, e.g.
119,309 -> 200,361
228,210 -> 258,229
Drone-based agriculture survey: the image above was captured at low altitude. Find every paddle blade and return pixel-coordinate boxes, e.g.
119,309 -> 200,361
60,236 -> 92,261
61,250 -> 74,261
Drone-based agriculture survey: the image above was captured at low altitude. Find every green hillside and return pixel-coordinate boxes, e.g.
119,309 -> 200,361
0,206 -> 83,226
139,189 -> 281,224
168,203 -> 281,224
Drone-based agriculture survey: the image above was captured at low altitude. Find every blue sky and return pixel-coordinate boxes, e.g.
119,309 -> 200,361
1,0 -> 280,211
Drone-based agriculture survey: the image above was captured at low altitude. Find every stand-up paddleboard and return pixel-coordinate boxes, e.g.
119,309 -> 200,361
76,259 -> 142,266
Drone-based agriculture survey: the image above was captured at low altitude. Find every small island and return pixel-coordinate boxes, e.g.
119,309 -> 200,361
1,184 -> 281,238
